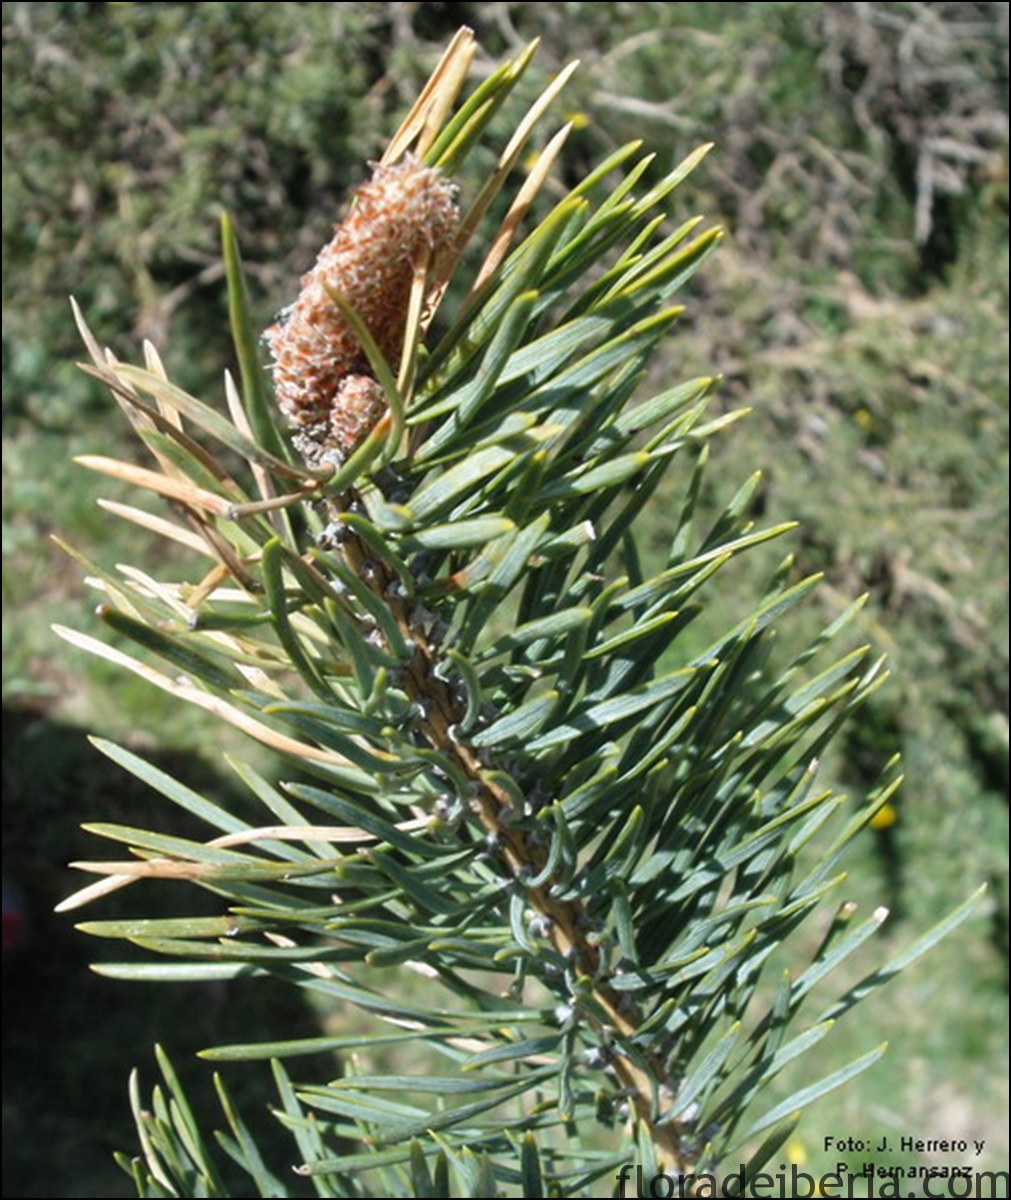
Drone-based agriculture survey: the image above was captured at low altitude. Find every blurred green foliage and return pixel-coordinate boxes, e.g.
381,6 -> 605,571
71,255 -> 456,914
2,2 -> 1007,1195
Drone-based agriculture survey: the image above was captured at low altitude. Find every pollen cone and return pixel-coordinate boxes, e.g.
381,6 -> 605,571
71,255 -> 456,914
265,155 -> 458,463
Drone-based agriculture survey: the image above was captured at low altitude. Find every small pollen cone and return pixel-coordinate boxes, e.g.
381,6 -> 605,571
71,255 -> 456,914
265,155 -> 459,463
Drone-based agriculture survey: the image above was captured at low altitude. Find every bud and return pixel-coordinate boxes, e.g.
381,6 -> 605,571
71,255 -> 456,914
265,155 -> 458,463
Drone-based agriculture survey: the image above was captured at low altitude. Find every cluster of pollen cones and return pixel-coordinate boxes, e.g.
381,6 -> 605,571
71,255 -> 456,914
264,154 -> 458,466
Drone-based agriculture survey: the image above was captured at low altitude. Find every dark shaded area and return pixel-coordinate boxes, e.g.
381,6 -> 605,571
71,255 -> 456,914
842,700 -> 907,920
1,705 -> 331,1199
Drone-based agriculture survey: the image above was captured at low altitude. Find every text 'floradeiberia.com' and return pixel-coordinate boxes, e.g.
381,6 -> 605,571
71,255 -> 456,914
613,1163 -> 1009,1197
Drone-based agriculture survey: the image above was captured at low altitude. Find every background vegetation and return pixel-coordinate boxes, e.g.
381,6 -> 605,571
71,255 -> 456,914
3,3 -> 1007,1196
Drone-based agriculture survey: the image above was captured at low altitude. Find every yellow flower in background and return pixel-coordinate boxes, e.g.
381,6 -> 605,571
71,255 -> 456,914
870,802 -> 898,830
786,1137 -> 808,1166
564,109 -> 591,130
854,407 -> 874,434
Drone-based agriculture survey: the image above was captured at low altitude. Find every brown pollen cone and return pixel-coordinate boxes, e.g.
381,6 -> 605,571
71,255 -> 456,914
265,155 -> 458,462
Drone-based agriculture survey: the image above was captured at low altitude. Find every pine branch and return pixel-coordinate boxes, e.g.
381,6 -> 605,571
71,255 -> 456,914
54,28 -> 982,1199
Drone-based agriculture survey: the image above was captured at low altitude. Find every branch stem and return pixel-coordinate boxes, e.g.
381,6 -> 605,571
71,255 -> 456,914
334,497 -> 687,1176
